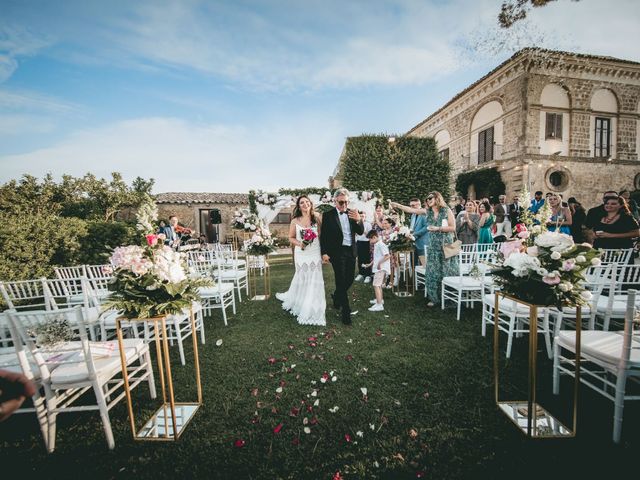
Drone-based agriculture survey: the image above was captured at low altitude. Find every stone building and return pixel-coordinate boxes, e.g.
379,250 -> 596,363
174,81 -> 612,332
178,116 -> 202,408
155,192 -> 248,243
154,192 -> 294,242
406,48 -> 640,207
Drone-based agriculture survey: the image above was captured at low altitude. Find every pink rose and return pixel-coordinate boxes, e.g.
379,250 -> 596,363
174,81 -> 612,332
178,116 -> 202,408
145,234 -> 158,246
517,231 -> 530,239
542,274 -> 561,285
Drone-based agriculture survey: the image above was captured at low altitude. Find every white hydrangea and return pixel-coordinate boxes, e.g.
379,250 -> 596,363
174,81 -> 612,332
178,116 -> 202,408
576,255 -> 587,263
550,251 -> 562,260
591,257 -> 602,266
534,231 -> 575,253
504,252 -> 541,277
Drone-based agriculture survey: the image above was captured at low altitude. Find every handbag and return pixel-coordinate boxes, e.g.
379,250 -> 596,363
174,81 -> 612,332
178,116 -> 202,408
443,228 -> 462,259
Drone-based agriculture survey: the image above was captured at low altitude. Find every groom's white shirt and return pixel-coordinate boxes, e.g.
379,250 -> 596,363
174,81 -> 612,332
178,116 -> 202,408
338,211 -> 352,246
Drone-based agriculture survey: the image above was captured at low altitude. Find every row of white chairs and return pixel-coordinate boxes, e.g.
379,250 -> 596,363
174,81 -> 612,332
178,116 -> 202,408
5,306 -> 156,452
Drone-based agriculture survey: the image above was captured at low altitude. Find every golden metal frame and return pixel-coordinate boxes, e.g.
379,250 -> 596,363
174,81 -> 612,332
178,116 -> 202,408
493,293 -> 581,438
247,254 -> 271,301
391,250 -> 414,297
116,308 -> 202,441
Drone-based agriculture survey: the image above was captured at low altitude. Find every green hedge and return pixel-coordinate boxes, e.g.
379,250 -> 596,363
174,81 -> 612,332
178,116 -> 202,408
455,167 -> 505,201
340,135 -> 450,204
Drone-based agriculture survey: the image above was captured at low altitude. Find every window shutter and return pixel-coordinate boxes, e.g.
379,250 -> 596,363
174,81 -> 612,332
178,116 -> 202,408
545,113 -> 554,139
555,114 -> 562,140
486,127 -> 494,161
478,130 -> 486,163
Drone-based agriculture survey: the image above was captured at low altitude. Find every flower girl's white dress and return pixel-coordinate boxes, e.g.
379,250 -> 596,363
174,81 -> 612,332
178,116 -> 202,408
276,224 -> 326,326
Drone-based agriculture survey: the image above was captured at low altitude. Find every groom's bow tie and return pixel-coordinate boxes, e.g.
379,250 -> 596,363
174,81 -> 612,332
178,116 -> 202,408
339,211 -> 347,215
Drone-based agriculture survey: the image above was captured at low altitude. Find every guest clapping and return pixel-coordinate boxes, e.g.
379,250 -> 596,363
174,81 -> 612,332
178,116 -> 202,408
456,201 -> 480,244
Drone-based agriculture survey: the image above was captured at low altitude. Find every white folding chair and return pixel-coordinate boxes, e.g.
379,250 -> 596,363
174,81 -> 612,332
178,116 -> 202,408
414,246 -> 427,296
547,264 -> 612,337
84,264 -> 113,298
194,259 -> 236,326
599,248 -> 634,266
481,277 -> 552,358
553,290 -> 639,443
6,306 -> 156,452
214,250 -> 248,302
441,245 -> 487,320
596,264 -> 640,331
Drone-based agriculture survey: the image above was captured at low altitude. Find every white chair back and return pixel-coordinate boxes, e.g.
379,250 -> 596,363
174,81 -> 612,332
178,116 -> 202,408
0,278 -> 57,311
599,248 -> 633,266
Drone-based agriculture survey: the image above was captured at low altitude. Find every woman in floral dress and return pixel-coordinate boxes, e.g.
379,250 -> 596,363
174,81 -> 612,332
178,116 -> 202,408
390,192 -> 458,306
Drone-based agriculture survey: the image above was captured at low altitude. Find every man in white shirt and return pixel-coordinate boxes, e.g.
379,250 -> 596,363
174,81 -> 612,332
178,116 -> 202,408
493,195 -> 512,241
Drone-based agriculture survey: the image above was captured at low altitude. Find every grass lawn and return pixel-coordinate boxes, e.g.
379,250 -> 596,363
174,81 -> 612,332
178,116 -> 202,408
1,257 -> 638,479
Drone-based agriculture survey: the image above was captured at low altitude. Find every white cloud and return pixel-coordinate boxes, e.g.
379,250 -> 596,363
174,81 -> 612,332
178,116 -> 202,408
0,116 -> 345,192
0,114 -> 55,135
0,24 -> 52,83
0,88 -> 78,113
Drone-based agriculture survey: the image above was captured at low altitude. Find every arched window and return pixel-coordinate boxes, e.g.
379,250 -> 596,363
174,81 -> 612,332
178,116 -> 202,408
539,83 -> 570,155
434,129 -> 451,161
590,89 -> 618,158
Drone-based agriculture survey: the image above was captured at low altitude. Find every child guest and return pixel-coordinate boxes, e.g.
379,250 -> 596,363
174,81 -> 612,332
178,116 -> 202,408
364,230 -> 391,312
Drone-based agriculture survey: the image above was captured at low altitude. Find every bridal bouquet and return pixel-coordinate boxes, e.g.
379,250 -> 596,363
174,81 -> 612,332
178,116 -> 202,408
105,197 -> 209,319
388,225 -> 415,252
491,231 -> 601,307
301,227 -> 318,247
245,227 -> 276,255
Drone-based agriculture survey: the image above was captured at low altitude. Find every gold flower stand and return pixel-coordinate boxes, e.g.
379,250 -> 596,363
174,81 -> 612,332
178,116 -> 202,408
247,254 -> 271,301
391,250 -> 414,297
494,293 -> 581,438
116,308 -> 202,441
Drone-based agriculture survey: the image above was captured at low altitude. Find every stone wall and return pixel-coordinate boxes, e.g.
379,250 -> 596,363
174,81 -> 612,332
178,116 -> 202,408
157,203 -> 247,242
406,50 -> 640,208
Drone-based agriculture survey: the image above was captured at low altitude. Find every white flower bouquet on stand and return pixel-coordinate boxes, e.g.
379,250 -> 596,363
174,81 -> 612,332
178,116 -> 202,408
492,231 -> 601,307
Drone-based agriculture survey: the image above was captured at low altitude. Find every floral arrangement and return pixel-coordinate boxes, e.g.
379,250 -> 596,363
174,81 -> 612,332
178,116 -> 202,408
251,190 -> 278,209
105,205 -> 209,319
512,186 -> 552,246
387,225 -> 415,252
28,313 -> 74,347
136,195 -> 158,234
245,227 -> 276,256
301,227 -> 318,247
491,231 -> 602,307
232,210 -> 261,232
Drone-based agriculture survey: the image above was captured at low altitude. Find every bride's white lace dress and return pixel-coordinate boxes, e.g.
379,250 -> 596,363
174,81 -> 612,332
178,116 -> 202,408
276,224 -> 326,326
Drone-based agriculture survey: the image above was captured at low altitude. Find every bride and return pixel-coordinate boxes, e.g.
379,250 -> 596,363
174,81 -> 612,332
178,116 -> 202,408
276,195 -> 326,326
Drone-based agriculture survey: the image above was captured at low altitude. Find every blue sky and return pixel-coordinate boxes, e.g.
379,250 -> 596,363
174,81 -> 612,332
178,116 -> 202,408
1,0 -> 639,193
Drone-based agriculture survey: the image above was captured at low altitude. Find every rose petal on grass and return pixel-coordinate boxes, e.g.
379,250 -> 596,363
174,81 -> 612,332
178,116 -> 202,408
279,380 -> 287,387
292,437 -> 300,445
234,439 -> 245,448
344,433 -> 352,443
409,428 -> 418,439
329,406 -> 339,413
289,407 -> 300,417
356,431 -> 364,438
311,390 -> 318,397
360,387 -> 368,396
345,354 -> 353,361
273,423 -> 284,434
251,388 -> 259,397
304,426 -> 311,434
267,357 -> 277,365
313,399 -> 319,407
275,387 -> 283,394
369,423 -> 375,431
215,339 -> 223,347
331,376 -> 337,382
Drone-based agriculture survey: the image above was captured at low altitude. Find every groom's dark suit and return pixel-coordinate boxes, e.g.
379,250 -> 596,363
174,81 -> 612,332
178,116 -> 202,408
320,207 -> 364,324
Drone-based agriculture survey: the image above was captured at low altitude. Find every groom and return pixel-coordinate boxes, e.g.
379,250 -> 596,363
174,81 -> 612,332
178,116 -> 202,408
320,188 -> 364,325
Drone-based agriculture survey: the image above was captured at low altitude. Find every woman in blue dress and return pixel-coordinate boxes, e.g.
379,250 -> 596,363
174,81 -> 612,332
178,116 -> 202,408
477,201 -> 494,244
546,193 -> 572,235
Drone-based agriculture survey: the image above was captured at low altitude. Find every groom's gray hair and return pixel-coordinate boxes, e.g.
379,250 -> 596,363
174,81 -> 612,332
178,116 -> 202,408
333,188 -> 350,199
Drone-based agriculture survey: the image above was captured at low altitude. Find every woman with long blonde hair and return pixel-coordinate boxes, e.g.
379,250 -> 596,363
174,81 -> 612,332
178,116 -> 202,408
390,191 -> 459,307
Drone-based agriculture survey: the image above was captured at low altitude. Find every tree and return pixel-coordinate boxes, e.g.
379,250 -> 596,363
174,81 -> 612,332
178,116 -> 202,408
341,135 -> 451,204
0,172 -> 154,280
498,0 -> 580,28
